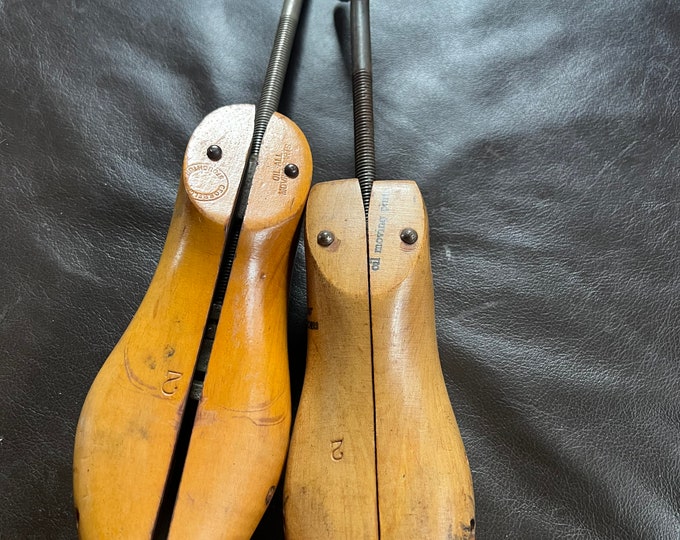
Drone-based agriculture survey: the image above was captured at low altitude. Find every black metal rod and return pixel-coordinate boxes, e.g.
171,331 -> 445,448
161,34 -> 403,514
251,0 -> 305,157
350,0 -> 376,214
234,0 -> 305,223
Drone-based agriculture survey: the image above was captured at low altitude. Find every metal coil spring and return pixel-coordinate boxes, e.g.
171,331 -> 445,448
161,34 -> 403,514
251,16 -> 297,157
352,68 -> 376,213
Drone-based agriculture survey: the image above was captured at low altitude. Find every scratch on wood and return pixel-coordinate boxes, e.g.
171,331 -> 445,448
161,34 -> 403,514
220,388 -> 286,413
123,346 -> 157,393
240,413 -> 286,427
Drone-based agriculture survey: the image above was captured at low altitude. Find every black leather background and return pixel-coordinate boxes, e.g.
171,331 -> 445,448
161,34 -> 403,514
1,0 -> 679,538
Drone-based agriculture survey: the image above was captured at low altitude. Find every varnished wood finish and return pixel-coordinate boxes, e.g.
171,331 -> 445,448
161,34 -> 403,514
73,104 -> 312,539
369,181 -> 475,539
73,184 -> 224,539
284,180 -> 378,539
284,180 -> 475,539
168,112 -> 312,540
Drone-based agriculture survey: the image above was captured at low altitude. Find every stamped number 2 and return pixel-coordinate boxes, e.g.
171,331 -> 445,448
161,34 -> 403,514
331,438 -> 344,461
161,370 -> 183,396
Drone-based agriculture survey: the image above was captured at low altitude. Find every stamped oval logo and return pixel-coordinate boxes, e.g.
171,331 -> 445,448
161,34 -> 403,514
186,163 -> 228,201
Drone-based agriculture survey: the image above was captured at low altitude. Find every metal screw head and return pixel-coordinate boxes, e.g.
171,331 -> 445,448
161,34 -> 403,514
400,228 -> 418,244
207,145 -> 222,161
317,230 -> 335,247
284,163 -> 299,178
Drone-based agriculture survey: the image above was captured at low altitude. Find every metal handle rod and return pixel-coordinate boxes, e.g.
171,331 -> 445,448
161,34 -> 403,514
351,0 -> 376,214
